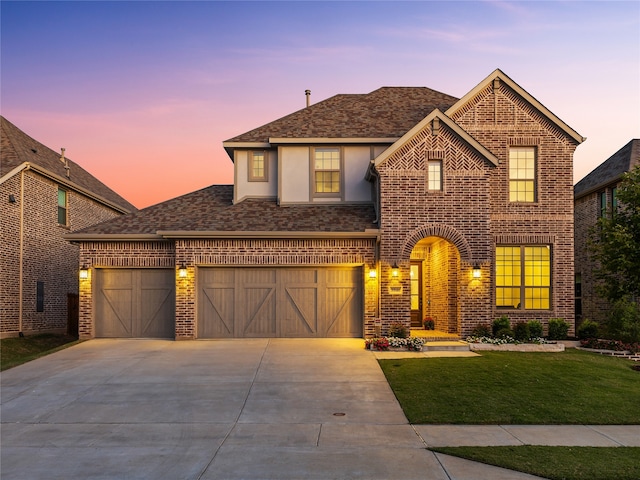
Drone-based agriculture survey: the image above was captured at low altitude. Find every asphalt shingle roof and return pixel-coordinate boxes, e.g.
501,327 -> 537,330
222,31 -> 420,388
225,87 -> 459,143
74,185 -> 377,235
574,139 -> 640,198
1,116 -> 136,212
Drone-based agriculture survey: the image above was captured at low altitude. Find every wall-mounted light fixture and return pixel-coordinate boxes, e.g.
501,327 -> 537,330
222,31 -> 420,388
369,266 -> 377,279
472,264 -> 481,278
79,265 -> 89,279
178,262 -> 188,278
391,262 -> 399,277
9,194 -> 16,203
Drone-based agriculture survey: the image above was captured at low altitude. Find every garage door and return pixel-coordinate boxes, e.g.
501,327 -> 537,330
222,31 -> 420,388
198,267 -> 362,338
95,269 -> 175,338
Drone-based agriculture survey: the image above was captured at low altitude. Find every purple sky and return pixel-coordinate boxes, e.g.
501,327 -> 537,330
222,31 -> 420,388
2,1 -> 639,208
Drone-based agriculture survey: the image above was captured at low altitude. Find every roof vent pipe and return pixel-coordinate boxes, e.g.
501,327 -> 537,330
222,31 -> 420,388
305,89 -> 311,108
60,147 -> 70,178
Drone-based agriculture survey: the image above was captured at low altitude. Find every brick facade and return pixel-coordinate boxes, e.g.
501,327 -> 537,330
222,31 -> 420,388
1,170 -> 125,337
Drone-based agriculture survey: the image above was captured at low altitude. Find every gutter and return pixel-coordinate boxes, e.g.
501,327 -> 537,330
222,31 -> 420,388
156,230 -> 381,240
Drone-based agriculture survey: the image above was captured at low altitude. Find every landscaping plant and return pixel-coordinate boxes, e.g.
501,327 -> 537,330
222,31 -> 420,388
547,318 -> 570,340
577,318 -> 600,339
492,315 -> 511,336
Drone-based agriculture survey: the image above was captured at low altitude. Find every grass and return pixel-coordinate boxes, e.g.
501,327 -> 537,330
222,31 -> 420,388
379,350 -> 640,424
380,350 -> 640,479
430,446 -> 640,480
1,333 -> 81,371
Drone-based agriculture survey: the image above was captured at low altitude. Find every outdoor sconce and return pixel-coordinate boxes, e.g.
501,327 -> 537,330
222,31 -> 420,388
369,267 -> 377,279
79,265 -> 89,280
391,263 -> 399,277
472,264 -> 481,278
178,263 -> 188,278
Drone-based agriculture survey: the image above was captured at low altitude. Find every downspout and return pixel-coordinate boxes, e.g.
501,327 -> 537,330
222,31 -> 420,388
18,170 -> 25,336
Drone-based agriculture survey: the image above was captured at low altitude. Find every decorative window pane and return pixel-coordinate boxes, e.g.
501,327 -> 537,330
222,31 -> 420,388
314,148 -> 340,194
249,151 -> 266,181
57,188 -> 67,225
496,245 -> 551,310
428,160 -> 442,191
509,148 -> 536,202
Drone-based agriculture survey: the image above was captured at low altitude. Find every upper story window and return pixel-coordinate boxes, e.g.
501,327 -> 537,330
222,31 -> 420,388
509,147 -> 536,202
57,187 -> 67,225
248,151 -> 267,182
598,191 -> 607,218
427,160 -> 442,191
611,187 -> 618,215
314,147 -> 340,195
496,245 -> 551,310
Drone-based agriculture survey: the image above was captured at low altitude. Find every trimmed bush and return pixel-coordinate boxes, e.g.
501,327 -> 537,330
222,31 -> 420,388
492,316 -> 511,336
495,327 -> 514,339
608,297 -> 640,343
548,318 -> 570,340
528,320 -> 543,338
388,321 -> 409,339
513,321 -> 531,342
471,323 -> 492,337
577,319 -> 599,340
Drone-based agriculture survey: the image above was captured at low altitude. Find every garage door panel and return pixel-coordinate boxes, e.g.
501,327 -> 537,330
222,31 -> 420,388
242,287 -> 277,336
199,287 -> 234,337
95,269 -> 174,338
325,286 -> 360,337
283,287 -> 317,337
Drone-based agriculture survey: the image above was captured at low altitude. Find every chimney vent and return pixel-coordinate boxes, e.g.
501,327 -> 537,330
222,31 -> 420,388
305,89 -> 311,108
60,148 -> 70,178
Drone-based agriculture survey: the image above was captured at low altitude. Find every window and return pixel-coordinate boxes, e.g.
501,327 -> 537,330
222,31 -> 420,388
611,187 -> 618,216
575,273 -> 582,318
57,188 -> 67,225
509,147 -> 536,202
599,191 -> 607,218
248,151 -> 267,181
496,245 -> 551,310
314,147 -> 340,194
36,281 -> 44,312
427,160 -> 442,191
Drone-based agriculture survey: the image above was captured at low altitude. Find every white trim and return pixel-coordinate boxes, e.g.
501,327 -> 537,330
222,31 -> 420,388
0,163 -> 28,185
222,141 -> 271,148
270,137 -> 398,145
156,230 -> 381,240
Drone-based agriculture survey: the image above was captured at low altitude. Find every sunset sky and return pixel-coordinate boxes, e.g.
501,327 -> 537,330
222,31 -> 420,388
2,1 -> 639,209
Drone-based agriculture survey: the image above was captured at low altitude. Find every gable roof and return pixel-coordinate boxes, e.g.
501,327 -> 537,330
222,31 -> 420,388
66,185 -> 378,240
574,139 -> 640,198
372,109 -> 500,169
0,116 -> 136,213
223,86 -> 459,154
447,69 -> 586,145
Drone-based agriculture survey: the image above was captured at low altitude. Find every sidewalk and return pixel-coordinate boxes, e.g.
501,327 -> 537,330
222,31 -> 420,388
415,424 -> 640,447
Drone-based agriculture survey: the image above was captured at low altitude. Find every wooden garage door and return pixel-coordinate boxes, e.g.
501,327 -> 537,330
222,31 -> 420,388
198,267 -> 362,338
95,269 -> 175,338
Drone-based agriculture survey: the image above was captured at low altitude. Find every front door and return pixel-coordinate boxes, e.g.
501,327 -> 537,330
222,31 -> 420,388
410,262 -> 422,327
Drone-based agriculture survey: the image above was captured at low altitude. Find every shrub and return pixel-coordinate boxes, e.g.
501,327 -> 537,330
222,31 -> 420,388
528,320 -> 544,338
388,321 -> 409,338
577,319 -> 599,340
423,317 -> 435,330
513,321 -> 530,342
495,327 -> 514,339
492,316 -> 511,336
471,323 -> 492,337
608,297 -> 640,343
547,318 -> 570,340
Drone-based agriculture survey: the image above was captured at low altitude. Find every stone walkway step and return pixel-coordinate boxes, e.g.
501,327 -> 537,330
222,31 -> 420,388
424,341 -> 470,352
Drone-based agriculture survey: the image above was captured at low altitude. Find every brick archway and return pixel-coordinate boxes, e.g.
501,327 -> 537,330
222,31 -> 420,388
399,223 -> 473,264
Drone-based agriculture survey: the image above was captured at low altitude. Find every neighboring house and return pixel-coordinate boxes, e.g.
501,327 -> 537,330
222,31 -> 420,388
574,139 -> 640,325
0,116 -> 136,338
67,69 -> 584,340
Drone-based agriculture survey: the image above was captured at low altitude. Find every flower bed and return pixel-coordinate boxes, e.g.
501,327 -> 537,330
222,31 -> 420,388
365,336 -> 425,351
466,335 -> 564,352
579,338 -> 640,355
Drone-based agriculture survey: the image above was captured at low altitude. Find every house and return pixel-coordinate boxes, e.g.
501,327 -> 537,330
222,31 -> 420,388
66,69 -> 584,340
0,116 -> 136,338
574,139 -> 640,325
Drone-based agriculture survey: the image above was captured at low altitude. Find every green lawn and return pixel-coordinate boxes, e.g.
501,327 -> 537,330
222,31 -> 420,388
379,350 -> 640,424
380,350 -> 640,479
1,333 -> 80,371
431,446 -> 640,480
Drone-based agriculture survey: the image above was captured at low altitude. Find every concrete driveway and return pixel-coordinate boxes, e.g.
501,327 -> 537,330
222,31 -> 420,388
1,339 -> 541,479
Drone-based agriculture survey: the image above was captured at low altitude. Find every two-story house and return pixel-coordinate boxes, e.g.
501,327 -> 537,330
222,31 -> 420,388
1,116 -> 136,338
67,69 -> 584,340
574,139 -> 639,325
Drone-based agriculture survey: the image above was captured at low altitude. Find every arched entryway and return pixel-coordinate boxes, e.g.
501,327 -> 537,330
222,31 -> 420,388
409,236 -> 461,334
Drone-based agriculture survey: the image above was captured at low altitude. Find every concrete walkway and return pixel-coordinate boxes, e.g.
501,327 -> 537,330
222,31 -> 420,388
1,339 -> 637,480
